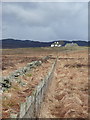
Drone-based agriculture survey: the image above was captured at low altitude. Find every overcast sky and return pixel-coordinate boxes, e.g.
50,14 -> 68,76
2,2 -> 88,42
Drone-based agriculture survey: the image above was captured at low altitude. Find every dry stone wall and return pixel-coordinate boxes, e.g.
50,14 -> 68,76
1,60 -> 42,91
10,58 -> 57,119
1,55 -> 52,91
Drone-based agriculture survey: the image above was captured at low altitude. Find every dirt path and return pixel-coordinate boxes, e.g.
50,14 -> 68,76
39,50 -> 88,118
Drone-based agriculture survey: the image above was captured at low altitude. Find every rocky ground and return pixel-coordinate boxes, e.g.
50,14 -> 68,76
39,49 -> 88,118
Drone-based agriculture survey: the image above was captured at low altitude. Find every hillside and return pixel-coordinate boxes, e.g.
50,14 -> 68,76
1,39 -> 89,48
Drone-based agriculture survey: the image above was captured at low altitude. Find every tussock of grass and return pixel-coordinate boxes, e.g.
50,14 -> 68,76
26,73 -> 32,77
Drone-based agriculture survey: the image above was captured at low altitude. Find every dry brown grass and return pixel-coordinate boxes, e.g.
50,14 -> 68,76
39,49 -> 88,118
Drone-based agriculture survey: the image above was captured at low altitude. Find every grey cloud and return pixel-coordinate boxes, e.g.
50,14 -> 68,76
2,2 -> 88,41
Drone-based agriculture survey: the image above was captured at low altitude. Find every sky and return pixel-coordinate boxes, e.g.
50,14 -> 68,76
2,2 -> 88,42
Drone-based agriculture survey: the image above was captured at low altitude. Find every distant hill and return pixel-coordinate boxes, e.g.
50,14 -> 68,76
1,38 -> 89,49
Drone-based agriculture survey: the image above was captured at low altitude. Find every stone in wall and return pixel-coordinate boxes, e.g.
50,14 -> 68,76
19,102 -> 26,118
1,77 -> 11,91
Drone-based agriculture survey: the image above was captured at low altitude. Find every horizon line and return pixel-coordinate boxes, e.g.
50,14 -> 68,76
1,38 -> 88,42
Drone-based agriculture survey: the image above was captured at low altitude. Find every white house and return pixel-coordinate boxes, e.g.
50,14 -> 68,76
55,44 -> 58,47
58,44 -> 61,47
51,41 -> 62,47
51,44 -> 54,47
